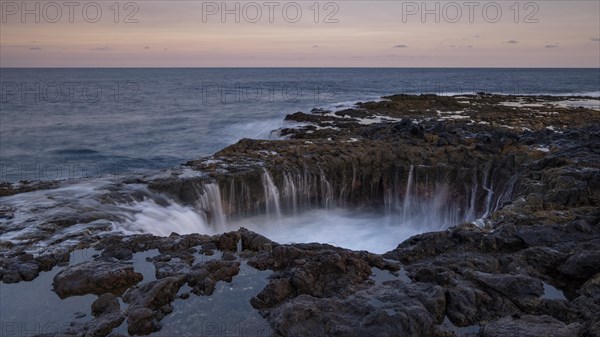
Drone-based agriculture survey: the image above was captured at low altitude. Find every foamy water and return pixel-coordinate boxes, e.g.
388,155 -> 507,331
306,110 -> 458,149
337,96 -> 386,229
108,200 -> 451,254
231,209 -> 448,253
0,164 -> 503,254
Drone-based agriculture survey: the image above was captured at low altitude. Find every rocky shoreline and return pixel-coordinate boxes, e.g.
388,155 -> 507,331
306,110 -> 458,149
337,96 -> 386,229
1,93 -> 599,337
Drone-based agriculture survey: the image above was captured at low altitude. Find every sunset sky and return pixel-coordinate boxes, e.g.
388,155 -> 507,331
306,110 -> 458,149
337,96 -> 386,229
1,0 -> 599,67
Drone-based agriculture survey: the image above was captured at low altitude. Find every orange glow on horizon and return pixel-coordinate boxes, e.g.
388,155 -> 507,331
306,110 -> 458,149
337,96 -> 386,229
1,0 -> 599,67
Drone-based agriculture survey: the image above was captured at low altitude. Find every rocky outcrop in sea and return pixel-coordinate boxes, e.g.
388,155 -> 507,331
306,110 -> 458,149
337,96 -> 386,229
1,93 -> 599,337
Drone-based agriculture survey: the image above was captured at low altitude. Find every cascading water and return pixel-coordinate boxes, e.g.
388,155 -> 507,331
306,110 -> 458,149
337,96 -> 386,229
402,165 -> 415,223
117,198 -> 210,236
0,162 -> 518,254
319,168 -> 334,208
197,183 -> 227,232
464,171 -> 479,222
261,169 -> 282,222
282,173 -> 298,215
481,165 -> 495,219
494,173 -> 518,212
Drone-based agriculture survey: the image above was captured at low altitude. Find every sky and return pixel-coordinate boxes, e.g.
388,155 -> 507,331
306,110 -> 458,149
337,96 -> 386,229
1,0 -> 599,67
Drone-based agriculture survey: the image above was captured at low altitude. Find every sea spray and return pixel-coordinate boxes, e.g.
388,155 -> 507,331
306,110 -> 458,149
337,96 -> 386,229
116,198 -> 209,236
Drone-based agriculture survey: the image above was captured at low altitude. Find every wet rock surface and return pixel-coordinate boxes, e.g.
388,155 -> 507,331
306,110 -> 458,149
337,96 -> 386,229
1,94 -> 599,336
53,261 -> 143,298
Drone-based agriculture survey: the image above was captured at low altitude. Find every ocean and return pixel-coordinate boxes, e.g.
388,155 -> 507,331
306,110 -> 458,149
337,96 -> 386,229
1,67 -> 599,254
2,68 -> 599,183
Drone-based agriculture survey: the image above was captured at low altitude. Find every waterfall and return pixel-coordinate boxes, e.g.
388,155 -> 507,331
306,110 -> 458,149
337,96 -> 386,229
464,171 -> 478,222
494,173 -> 518,212
228,180 -> 236,215
300,166 -> 312,205
426,184 -> 457,228
182,162 -> 513,231
384,187 -> 394,213
283,172 -> 298,214
481,165 -> 495,219
197,183 -> 227,231
262,169 -> 282,222
319,169 -> 334,208
402,165 -> 414,222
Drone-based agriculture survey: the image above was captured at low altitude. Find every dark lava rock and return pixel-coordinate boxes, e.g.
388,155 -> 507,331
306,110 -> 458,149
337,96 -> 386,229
1,269 -> 22,283
38,294 -> 125,337
248,242 -> 398,315
0,180 -> 60,197
125,307 -> 158,335
476,273 -> 544,298
265,281 -> 445,337
481,315 -> 582,337
188,260 -> 240,295
17,262 -> 40,281
92,293 -> 120,316
123,275 -> 186,335
558,250 -> 600,280
222,251 -> 237,261
101,247 -> 133,261
52,261 -> 143,298
3,95 -> 600,337
251,277 -> 294,309
334,108 -> 371,118
154,259 -> 193,279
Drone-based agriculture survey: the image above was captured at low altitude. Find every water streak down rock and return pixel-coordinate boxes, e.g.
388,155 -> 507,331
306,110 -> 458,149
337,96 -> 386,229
2,94 -> 599,337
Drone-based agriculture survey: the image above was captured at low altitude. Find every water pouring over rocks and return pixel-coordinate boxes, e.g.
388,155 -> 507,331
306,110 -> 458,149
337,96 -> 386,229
1,93 -> 600,337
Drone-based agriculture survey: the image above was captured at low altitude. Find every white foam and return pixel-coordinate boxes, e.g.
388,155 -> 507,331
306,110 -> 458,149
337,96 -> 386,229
258,150 -> 278,156
225,118 -> 288,141
355,115 -> 404,125
319,96 -> 384,112
534,146 -> 550,153
553,99 -> 600,110
537,91 -> 600,98
440,115 -> 470,120
113,198 -> 212,237
499,99 -> 545,108
229,208 -> 449,254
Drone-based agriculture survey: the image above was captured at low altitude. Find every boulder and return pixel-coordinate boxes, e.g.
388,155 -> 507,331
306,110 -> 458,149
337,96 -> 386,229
53,261 -> 142,298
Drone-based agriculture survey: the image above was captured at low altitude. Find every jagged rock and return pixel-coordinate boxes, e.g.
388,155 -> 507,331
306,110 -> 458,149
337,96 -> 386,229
16,262 -> 39,281
123,276 -> 185,335
53,261 -> 143,298
476,273 -> 544,298
3,94 -> 600,337
101,247 -> 133,261
558,250 -> 600,280
0,180 -> 60,197
266,281 -> 445,337
188,260 -> 240,295
154,260 -> 192,279
92,293 -> 120,316
251,277 -> 293,309
1,269 -> 22,283
249,243 -> 398,315
481,315 -> 582,337
126,307 -> 158,335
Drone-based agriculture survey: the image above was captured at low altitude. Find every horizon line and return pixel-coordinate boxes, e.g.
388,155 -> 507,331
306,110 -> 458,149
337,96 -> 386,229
2,66 -> 599,69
